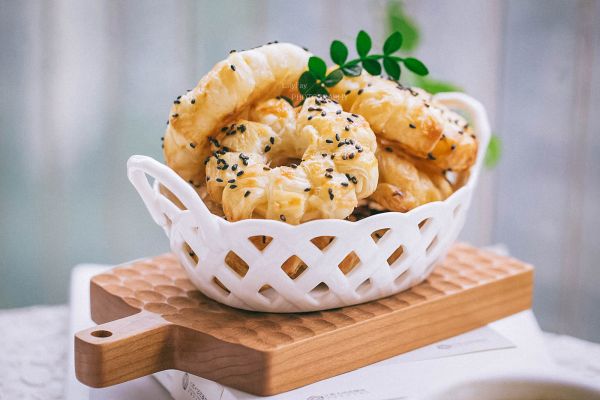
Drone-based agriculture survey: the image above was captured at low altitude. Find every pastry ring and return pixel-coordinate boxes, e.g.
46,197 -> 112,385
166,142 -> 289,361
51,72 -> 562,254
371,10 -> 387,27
204,96 -> 379,224
163,42 -> 311,187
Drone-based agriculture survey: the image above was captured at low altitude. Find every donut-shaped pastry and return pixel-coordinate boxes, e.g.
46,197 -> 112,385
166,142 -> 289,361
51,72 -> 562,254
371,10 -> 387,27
369,140 -> 453,212
204,96 -> 379,223
328,74 -> 477,171
163,43 -> 310,186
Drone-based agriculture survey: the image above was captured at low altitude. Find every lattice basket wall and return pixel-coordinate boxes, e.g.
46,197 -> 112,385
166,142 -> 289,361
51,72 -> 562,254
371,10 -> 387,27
127,93 -> 491,312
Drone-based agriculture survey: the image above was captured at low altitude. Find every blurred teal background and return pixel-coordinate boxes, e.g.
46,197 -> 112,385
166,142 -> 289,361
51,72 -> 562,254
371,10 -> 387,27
1,0 -> 599,342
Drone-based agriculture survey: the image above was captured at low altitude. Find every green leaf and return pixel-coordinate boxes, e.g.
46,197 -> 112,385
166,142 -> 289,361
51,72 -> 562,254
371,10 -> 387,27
383,31 -> 403,55
383,57 -> 401,80
330,40 -> 348,66
308,56 -> 327,80
299,71 -> 329,98
485,134 -> 502,169
386,1 -> 420,52
308,84 -> 329,97
403,57 -> 429,76
298,71 -> 317,95
323,69 -> 344,87
362,58 -> 381,75
414,76 -> 463,94
341,63 -> 362,77
356,30 -> 372,58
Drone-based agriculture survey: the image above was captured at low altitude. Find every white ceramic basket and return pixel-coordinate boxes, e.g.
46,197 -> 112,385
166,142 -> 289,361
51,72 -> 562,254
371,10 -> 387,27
127,93 -> 490,312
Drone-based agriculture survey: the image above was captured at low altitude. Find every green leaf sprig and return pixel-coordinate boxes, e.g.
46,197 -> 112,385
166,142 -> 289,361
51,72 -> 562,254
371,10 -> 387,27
298,30 -> 429,100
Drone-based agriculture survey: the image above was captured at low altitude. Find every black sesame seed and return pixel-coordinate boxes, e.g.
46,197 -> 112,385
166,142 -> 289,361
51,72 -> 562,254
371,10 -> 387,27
347,117 -> 353,123
160,137 -> 164,141
349,153 -> 355,159
357,89 -> 363,95
335,133 -> 340,141
264,145 -> 271,152
174,100 -> 181,104
172,113 -> 178,118
308,116 -> 313,121
326,139 -> 333,144
341,182 -> 349,187
321,153 -> 327,157
321,111 -> 326,117
326,167 -> 333,172
328,188 -> 334,200
206,176 -> 210,181
244,190 -> 251,197
231,164 -> 238,171
236,171 -> 244,176
221,126 -> 228,132
345,126 -> 350,131
427,152 -> 437,160
352,114 -> 358,118
228,179 -> 235,183
191,99 -> 196,104
336,110 -> 342,115
189,142 -> 196,148
304,187 -> 311,192
280,214 -> 286,222
269,137 -> 275,144
345,90 -> 351,95
451,144 -> 457,150
409,123 -> 416,129
385,147 -> 393,152
230,184 -> 237,189
216,178 -> 223,182
230,64 -> 236,71
263,166 -> 270,171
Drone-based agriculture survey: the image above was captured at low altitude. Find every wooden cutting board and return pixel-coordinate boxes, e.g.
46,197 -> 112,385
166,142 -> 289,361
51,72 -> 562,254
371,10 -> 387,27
75,243 -> 533,396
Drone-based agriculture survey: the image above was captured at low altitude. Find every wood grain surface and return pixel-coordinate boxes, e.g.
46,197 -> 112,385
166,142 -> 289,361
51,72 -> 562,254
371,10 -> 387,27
75,243 -> 533,395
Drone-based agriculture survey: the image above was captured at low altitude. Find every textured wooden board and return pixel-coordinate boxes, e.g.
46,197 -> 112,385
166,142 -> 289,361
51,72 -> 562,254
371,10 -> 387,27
75,243 -> 533,395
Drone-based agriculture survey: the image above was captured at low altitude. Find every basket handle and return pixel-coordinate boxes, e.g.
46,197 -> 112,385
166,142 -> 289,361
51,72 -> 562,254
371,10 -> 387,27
432,92 -> 492,170
127,155 -> 219,235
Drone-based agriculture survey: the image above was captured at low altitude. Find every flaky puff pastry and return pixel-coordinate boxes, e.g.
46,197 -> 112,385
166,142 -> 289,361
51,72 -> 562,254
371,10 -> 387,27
370,141 -> 453,212
328,74 -> 477,171
163,43 -> 310,187
204,96 -> 378,224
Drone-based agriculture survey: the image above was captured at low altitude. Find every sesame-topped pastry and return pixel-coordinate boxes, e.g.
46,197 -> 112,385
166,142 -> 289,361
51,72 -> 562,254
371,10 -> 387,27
163,43 -> 310,188
204,96 -> 378,224
328,73 -> 477,171
370,140 -> 453,212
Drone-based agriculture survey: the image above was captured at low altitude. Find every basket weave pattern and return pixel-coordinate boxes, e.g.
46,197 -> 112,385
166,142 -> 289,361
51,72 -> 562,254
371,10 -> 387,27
128,93 -> 490,312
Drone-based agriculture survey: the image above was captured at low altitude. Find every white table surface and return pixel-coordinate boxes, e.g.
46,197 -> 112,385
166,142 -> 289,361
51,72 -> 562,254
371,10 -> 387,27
1,268 -> 599,399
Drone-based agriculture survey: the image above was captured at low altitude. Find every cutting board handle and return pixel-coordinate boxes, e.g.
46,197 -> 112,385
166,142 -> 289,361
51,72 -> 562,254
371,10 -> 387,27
75,312 -> 173,387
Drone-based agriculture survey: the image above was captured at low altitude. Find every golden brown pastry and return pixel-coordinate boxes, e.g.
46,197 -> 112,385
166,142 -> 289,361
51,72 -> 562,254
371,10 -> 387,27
163,43 -> 310,187
369,141 -> 453,212
328,73 -> 477,171
204,96 -> 379,223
